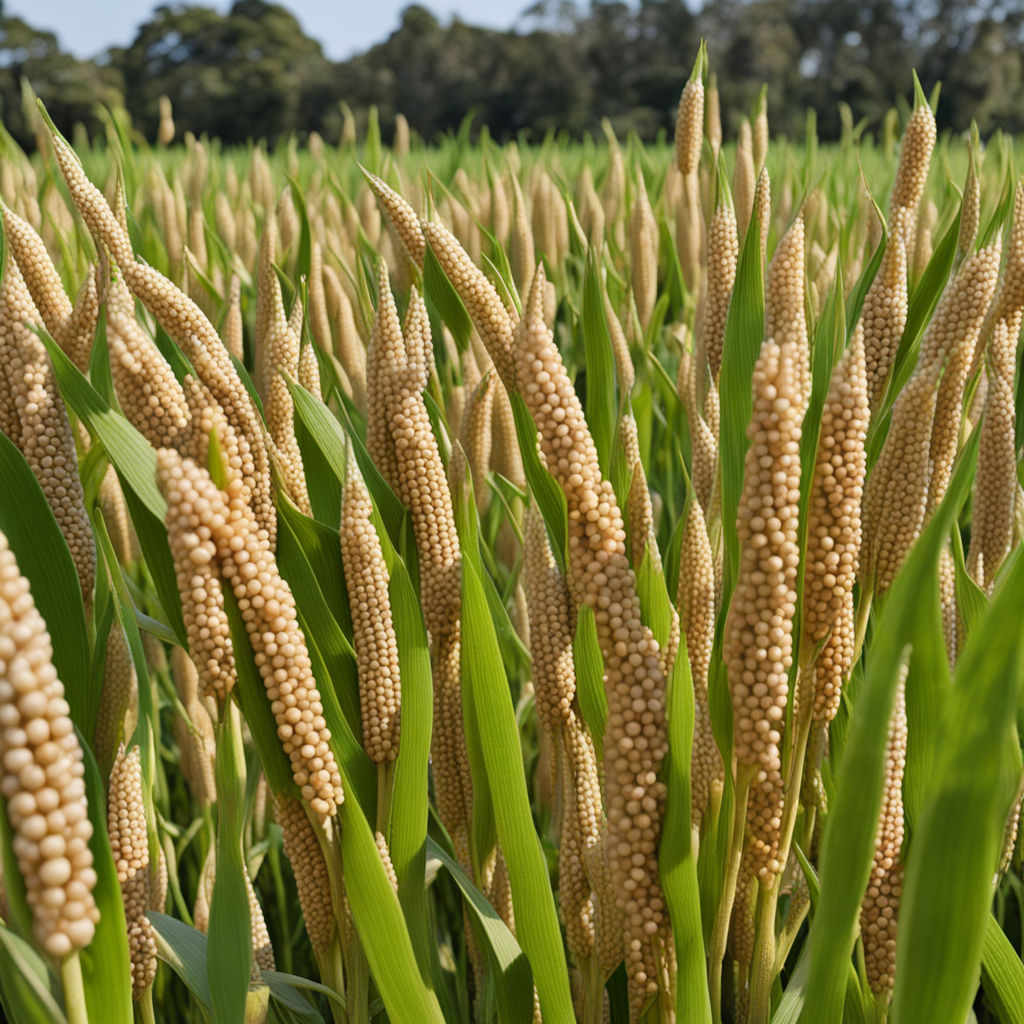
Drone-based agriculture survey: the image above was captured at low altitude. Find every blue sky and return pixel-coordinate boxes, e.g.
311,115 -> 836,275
4,0 -> 535,60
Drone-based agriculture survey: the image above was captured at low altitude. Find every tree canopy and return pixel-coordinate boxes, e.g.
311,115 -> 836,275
0,0 -> 1022,148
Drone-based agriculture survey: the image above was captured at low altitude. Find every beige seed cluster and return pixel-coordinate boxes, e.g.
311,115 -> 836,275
677,347 -> 719,516
802,328 -> 869,721
224,274 -> 244,361
340,449 -> 401,763
254,212 -> 311,516
629,172 -> 659,331
523,505 -> 576,737
107,276 -> 192,452
158,450 -> 236,704
678,499 -> 721,827
0,531 -> 99,957
734,120 -> 756,238
422,219 -> 517,389
1,203 -> 72,332
925,242 -> 1002,510
621,413 -> 657,568
700,197 -> 739,383
675,75 -> 704,178
107,745 -> 158,999
247,869 -> 275,973
862,231 -> 909,416
460,370 -> 497,514
375,831 -> 399,895
169,648 -> 216,806
969,321 -> 1017,591
889,100 -> 937,238
155,451 -> 344,820
365,263 -> 405,494
2,207 -> 99,375
364,169 -> 426,269
46,128 -> 276,545
382,287 -> 462,641
956,151 -> 980,265
764,215 -> 810,414
863,363 -> 940,593
514,267 -> 667,1015
275,794 -> 335,957
93,624 -> 137,776
860,671 -> 907,997
0,256 -> 95,607
724,341 -> 802,880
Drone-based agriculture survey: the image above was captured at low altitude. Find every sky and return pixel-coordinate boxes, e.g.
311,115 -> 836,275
3,0 -> 535,61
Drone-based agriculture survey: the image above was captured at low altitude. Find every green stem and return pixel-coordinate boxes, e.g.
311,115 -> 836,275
853,590 -> 874,666
60,951 -> 89,1024
138,985 -> 157,1024
709,765 -> 753,1024
749,672 -> 815,1023
346,934 -> 371,1024
581,955 -> 604,1024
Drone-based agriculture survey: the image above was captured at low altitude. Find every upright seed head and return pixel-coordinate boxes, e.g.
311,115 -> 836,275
274,794 -> 335,957
678,499 -> 721,826
889,92 -> 937,234
107,745 -> 158,999
764,214 -> 810,415
675,61 -> 705,178
734,120 -> 756,238
340,447 -> 401,763
725,341 -> 802,879
701,195 -> 739,383
860,668 -> 907,998
514,266 -> 668,1014
863,230 -> 909,416
0,531 -> 99,958
802,327 -> 869,720
629,171 -> 659,331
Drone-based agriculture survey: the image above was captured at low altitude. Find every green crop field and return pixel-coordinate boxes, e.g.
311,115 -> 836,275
0,46 -> 1021,1024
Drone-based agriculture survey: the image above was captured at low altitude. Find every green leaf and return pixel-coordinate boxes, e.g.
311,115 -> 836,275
510,394 -> 567,571
0,924 -> 69,1024
0,433 -> 91,729
980,913 -> 1024,1024
579,255 -> 617,474
149,912 -> 213,1010
659,633 -> 712,1023
426,838 -> 533,1024
79,737 -> 134,1024
573,604 -> 607,758
423,243 -> 473,351
718,185 -> 765,587
455,488 -> 576,1021
37,328 -> 165,518
339,776 -> 446,1023
208,709 -> 253,1024
892,546 -> 1024,1023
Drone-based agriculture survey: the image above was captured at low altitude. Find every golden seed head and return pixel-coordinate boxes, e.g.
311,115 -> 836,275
513,266 -> 668,1013
803,327 -> 869,720
860,669 -> 907,996
107,745 -> 157,998
863,231 -> 909,415
0,531 -> 99,958
725,340 -> 802,879
675,77 -> 705,178
275,794 -> 334,957
889,100 -> 937,222
422,219 -> 517,389
340,450 -> 402,763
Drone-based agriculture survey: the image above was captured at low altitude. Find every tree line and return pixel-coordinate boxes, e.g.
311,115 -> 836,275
0,0 -> 1021,150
